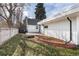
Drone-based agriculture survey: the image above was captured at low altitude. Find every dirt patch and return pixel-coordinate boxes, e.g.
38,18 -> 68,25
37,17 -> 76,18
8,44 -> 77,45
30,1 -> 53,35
27,35 -> 35,38
35,35 -> 76,49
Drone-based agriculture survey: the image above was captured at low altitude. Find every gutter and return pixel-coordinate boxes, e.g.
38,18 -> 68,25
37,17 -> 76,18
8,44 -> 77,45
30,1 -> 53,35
38,7 -> 79,25
65,17 -> 72,44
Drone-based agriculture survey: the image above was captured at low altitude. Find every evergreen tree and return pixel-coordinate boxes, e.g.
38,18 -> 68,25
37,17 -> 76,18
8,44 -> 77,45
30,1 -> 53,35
35,3 -> 46,21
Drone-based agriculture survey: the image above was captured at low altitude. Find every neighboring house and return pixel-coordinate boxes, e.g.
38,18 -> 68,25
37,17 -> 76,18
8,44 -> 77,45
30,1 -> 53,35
26,17 -> 39,33
38,7 -> 79,45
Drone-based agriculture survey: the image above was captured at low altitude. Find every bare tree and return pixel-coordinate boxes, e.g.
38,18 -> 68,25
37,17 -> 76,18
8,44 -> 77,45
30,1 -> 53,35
0,3 -> 25,38
0,3 -> 18,27
16,6 -> 23,28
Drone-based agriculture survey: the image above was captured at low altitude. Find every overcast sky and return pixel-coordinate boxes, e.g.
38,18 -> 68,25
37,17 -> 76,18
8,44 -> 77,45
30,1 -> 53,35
23,3 -> 79,19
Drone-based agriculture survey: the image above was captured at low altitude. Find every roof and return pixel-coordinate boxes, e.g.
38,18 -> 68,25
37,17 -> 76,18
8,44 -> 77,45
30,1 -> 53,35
27,18 -> 38,25
38,7 -> 79,25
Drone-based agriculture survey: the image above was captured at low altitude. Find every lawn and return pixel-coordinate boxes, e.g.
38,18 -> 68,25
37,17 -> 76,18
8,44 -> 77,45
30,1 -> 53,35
0,34 -> 22,56
0,34 -> 79,56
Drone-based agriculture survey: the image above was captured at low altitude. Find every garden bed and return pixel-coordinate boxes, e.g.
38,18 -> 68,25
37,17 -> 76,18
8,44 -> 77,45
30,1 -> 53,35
35,35 -> 76,49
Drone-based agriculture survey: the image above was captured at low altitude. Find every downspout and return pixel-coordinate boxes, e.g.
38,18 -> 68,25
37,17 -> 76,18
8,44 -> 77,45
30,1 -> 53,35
42,24 -> 45,34
65,17 -> 72,44
39,25 -> 41,33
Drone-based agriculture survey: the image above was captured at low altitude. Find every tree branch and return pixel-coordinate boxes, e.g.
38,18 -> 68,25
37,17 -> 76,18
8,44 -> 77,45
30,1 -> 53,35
5,5 -> 10,12
0,14 -> 7,20
12,5 -> 17,11
1,7 -> 8,18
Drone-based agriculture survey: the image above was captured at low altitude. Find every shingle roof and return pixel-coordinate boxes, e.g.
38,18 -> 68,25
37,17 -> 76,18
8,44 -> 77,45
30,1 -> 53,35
27,18 -> 38,25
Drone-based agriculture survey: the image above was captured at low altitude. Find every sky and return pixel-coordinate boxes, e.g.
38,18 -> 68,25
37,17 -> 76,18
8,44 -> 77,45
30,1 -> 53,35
23,3 -> 79,19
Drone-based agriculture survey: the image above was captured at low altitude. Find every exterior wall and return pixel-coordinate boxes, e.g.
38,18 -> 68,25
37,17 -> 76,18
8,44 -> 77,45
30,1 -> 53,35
77,16 -> 79,45
0,28 -> 18,45
27,25 -> 39,33
40,25 -> 44,34
41,17 -> 78,44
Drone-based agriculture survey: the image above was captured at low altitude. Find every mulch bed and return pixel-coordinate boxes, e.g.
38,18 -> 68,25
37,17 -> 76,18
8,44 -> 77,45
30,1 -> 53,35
35,35 -> 76,49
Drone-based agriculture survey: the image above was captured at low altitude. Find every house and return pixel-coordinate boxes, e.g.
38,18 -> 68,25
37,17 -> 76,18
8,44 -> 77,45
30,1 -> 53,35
26,17 -> 39,33
38,7 -> 79,45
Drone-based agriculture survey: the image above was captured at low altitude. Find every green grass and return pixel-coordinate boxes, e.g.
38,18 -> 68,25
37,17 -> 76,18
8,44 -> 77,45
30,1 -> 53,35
12,45 -> 23,56
0,34 -> 79,56
0,34 -> 22,56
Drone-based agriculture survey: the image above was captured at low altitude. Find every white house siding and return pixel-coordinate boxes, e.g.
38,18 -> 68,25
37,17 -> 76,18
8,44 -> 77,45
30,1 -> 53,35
27,25 -> 39,33
76,15 -> 79,45
40,25 -> 44,34
41,17 -> 78,44
0,28 -> 18,45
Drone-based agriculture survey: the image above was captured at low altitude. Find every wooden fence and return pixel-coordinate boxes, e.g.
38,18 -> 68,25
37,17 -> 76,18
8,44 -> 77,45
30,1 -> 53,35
0,28 -> 18,45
